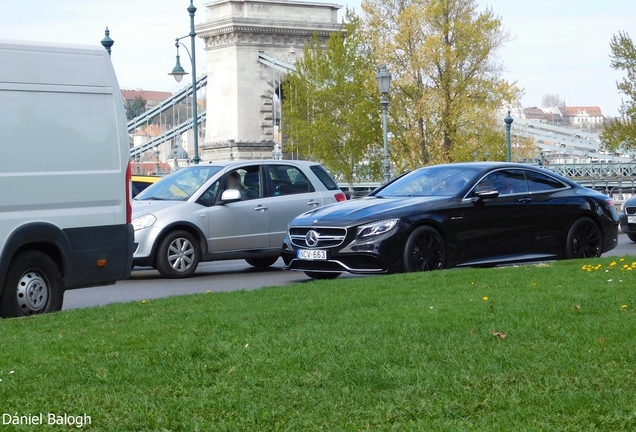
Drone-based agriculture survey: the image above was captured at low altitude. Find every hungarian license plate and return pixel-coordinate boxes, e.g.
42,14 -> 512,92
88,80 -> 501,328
628,215 -> 636,224
297,249 -> 327,260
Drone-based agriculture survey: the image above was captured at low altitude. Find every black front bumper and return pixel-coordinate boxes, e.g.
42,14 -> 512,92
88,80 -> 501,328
281,229 -> 406,275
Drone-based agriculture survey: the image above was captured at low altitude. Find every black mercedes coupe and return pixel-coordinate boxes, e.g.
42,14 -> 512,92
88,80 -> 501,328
281,162 -> 619,279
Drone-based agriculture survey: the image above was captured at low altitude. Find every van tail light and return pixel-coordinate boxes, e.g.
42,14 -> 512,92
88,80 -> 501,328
125,161 -> 132,224
334,191 -> 347,202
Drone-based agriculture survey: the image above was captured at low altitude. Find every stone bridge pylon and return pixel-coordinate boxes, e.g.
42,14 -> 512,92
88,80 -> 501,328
195,0 -> 342,161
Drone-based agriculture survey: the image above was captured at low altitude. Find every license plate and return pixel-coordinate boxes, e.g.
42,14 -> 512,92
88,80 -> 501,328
629,216 -> 636,224
297,249 -> 327,260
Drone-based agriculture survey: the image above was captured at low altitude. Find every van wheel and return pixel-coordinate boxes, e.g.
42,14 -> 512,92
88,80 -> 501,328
245,257 -> 279,268
565,217 -> 602,259
155,230 -> 200,278
403,226 -> 446,272
0,251 -> 64,318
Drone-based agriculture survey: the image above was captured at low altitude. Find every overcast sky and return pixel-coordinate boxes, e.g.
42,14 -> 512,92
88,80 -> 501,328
2,1 -> 635,116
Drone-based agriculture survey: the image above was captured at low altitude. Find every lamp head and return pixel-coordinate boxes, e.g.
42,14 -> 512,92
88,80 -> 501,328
168,53 -> 188,83
375,64 -> 392,95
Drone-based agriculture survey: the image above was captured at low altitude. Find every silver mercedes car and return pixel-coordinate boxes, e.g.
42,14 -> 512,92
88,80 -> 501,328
132,160 -> 346,278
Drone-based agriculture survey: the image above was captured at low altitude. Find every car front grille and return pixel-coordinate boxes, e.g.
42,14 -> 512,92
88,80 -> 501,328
289,227 -> 347,249
626,206 -> 636,216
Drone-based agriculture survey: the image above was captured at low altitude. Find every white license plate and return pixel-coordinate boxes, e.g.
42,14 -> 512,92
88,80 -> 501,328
297,249 -> 327,260
628,215 -> 636,224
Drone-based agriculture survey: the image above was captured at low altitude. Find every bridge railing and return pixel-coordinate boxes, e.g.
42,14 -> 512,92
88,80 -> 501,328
544,163 -> 636,180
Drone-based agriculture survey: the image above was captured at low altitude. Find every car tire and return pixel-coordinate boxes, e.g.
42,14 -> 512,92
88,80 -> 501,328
628,234 -> 636,243
304,271 -> 341,280
155,230 -> 200,278
403,226 -> 446,272
565,217 -> 602,259
245,257 -> 279,268
0,251 -> 64,318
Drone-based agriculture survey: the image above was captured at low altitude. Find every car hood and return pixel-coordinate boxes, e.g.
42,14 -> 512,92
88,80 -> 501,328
132,199 -> 184,217
291,196 -> 452,226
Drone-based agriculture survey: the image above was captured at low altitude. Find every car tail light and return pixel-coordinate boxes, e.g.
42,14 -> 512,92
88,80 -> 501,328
334,191 -> 347,202
125,161 -> 132,223
606,198 -> 615,207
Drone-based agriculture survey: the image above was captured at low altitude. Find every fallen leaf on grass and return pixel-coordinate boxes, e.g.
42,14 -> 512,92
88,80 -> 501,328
574,304 -> 581,310
491,330 -> 507,339
598,337 -> 606,344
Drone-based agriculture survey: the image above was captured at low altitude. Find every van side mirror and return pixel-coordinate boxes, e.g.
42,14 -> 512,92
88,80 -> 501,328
220,189 -> 242,203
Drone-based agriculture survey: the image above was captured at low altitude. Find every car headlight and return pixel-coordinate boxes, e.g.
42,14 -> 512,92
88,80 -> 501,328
356,218 -> 399,238
132,213 -> 156,231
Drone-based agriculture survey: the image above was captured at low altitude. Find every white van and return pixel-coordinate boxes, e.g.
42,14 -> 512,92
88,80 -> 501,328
0,39 -> 134,317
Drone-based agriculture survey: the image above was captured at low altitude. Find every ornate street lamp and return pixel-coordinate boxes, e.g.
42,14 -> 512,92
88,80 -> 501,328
168,1 -> 200,164
504,111 -> 514,162
100,27 -> 114,56
376,64 -> 392,184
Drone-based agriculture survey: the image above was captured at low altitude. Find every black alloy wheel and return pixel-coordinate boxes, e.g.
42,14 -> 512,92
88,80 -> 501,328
403,226 -> 446,272
565,217 -> 602,259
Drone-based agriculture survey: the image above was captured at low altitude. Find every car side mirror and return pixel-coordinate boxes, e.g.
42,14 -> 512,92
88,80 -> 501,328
472,186 -> 499,201
220,189 -> 242,203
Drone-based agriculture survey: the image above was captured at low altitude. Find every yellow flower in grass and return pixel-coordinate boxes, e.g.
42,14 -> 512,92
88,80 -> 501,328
620,258 -> 625,262
610,261 -> 617,267
141,299 -> 147,304
483,296 -> 489,301
622,304 -> 628,309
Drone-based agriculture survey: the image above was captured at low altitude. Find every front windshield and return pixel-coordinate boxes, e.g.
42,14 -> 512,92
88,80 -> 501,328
135,166 -> 223,201
375,166 -> 480,197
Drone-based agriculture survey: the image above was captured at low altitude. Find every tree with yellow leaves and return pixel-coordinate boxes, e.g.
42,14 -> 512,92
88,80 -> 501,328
361,0 -> 521,169
282,12 -> 384,186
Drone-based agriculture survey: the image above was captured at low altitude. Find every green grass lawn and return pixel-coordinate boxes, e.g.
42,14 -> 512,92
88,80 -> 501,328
2,257 -> 636,431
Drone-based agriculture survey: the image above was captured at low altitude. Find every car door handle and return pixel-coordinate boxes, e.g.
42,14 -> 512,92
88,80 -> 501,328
254,205 -> 268,212
307,200 -> 321,206
518,198 -> 532,204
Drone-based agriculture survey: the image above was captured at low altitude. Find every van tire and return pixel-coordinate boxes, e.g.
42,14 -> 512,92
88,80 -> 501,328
155,230 -> 200,278
0,251 -> 64,318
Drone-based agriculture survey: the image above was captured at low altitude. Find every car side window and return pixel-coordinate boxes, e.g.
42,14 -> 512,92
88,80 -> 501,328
478,169 -> 528,196
525,170 -> 567,193
268,165 -> 314,196
223,166 -> 262,200
197,180 -> 220,207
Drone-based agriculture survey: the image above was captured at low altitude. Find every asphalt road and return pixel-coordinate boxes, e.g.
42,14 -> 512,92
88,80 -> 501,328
62,233 -> 636,311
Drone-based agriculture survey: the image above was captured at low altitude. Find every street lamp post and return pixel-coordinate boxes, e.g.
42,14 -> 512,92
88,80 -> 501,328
376,64 -> 392,184
504,110 -> 514,162
168,0 -> 200,164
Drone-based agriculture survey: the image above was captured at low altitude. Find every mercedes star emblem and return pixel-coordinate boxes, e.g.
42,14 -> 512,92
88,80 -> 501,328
305,230 -> 319,247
